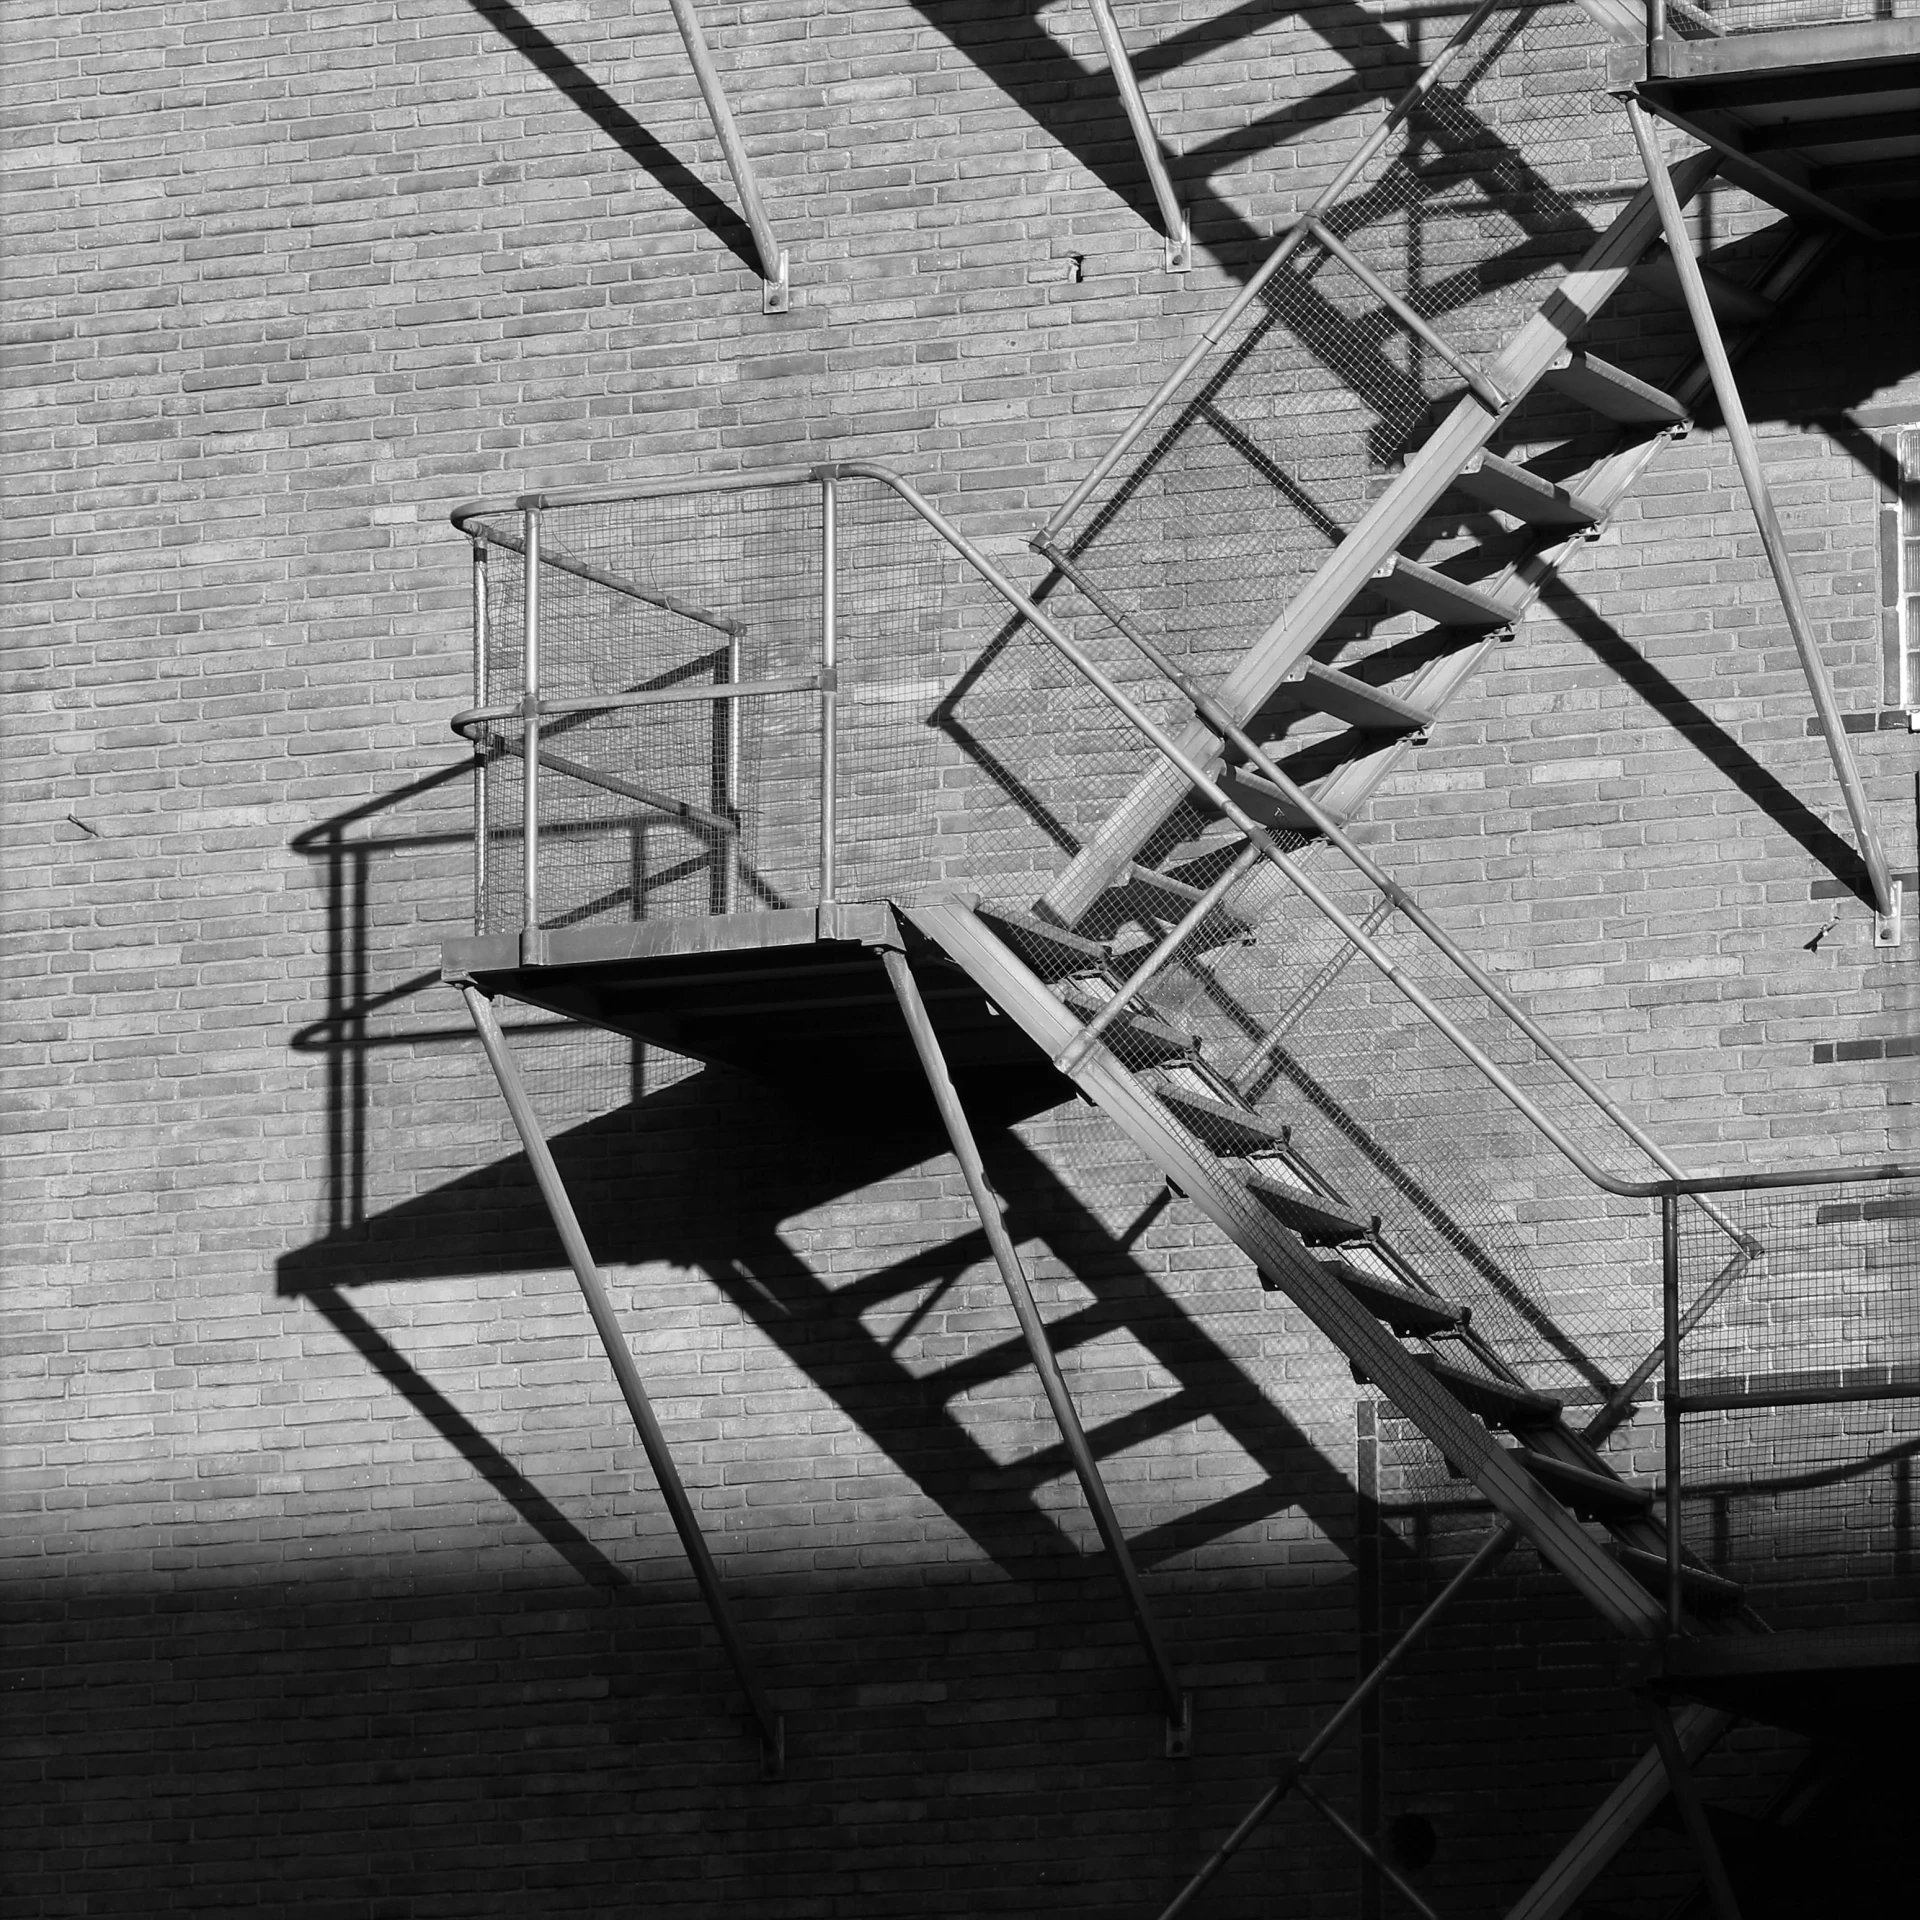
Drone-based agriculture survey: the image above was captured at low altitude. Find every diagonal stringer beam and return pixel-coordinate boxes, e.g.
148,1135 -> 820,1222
879,935 -> 1193,1753
457,980 -> 785,1774
907,898 -> 1669,1643
1039,149 -> 1721,927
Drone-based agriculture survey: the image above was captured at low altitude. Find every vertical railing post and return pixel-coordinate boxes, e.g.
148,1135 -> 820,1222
520,504 -> 543,967
472,535 -> 489,938
817,473 -> 838,910
721,627 -> 742,914
1662,1189 -> 1683,1637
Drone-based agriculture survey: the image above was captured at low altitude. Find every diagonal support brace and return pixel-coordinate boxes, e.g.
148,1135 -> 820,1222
1085,0 -> 1191,271
459,982 -> 785,1774
1627,101 -> 1897,937
879,939 -> 1192,1754
664,0 -> 790,311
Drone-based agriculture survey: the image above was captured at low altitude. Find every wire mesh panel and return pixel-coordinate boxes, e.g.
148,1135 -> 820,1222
1676,1179 -> 1920,1614
1048,3 -> 1633,694
1668,0 -> 1919,34
458,476 -> 962,935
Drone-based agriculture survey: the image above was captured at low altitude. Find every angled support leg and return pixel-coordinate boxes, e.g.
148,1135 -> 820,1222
663,0 -> 790,312
1295,1777 -> 1440,1920
879,940 -> 1192,1754
1502,1702 -> 1732,1920
459,982 -> 785,1776
1627,100 -> 1898,942
1085,0 -> 1191,271
1644,1696 -> 1744,1920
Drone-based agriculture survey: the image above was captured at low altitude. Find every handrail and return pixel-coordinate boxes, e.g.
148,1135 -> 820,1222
1036,0 -> 1507,544
838,459 -> 1920,1204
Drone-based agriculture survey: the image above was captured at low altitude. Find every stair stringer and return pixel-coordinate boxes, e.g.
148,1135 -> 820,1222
907,896 -> 1668,1641
1040,148 -> 1723,928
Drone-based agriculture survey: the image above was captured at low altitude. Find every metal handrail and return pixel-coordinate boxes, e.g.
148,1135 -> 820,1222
839,459 -> 1920,1206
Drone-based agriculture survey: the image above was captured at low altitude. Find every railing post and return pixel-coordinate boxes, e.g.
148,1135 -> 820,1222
472,535 -> 488,938
817,473 -> 838,909
1662,1189 -> 1683,1637
715,630 -> 740,915
520,505 -> 543,966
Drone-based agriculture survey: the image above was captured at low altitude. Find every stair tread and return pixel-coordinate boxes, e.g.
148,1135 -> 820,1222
1542,349 -> 1688,427
1414,1352 -> 1564,1429
1055,979 -> 1195,1062
1630,250 -> 1775,328
1371,554 -> 1520,630
1511,1447 -> 1654,1518
1253,658 -> 1436,734
1321,1257 -> 1468,1338
1455,452 -> 1605,530
1245,1169 -> 1372,1246
1154,1082 -> 1291,1156
1614,1543 -> 1746,1613
1104,863 -> 1257,949
979,905 -> 1111,981
1219,766 -> 1343,837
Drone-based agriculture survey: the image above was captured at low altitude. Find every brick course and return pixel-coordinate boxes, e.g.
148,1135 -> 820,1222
4,3 -> 1916,1915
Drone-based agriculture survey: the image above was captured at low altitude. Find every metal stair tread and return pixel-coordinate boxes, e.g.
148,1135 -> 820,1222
1613,1543 -> 1746,1614
1541,348 -> 1689,426
1411,1351 -> 1565,1430
1319,1257 -> 1469,1339
1252,658 -> 1436,735
1370,553 -> 1521,630
1510,1447 -> 1654,1520
1218,765 -> 1344,837
977,904 -> 1112,981
1454,451 -> 1606,530
1629,249 -> 1775,327
1055,979 -> 1195,1062
1243,1168 -> 1372,1246
1152,1080 -> 1291,1156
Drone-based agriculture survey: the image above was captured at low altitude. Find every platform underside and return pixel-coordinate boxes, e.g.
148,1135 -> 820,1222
1629,20 -> 1920,236
1626,1623 -> 1920,1742
443,903 -> 1070,1096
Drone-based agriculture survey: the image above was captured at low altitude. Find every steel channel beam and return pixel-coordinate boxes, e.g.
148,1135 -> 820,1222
459,982 -> 784,1771
1085,0 -> 1189,270
1628,100 -> 1897,931
1644,1699 -> 1745,1920
663,0 -> 789,310
879,942 -> 1192,1751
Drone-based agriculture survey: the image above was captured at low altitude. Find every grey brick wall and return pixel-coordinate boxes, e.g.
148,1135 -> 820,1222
4,3 -> 1915,1915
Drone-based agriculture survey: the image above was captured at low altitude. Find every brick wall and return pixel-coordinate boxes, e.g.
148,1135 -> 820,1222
4,3 -> 1915,1915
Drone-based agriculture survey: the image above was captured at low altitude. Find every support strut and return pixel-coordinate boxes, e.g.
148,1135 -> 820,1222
1626,100 -> 1899,943
664,0 -> 790,311
879,939 -> 1192,1753
459,982 -> 785,1774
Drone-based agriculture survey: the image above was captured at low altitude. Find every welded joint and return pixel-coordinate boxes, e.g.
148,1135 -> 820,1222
1873,878 -> 1904,948
761,249 -> 790,315
1165,1690 -> 1193,1759
519,926 -> 549,968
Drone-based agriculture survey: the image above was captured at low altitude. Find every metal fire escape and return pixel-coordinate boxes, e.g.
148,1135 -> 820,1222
441,4 -> 1919,1913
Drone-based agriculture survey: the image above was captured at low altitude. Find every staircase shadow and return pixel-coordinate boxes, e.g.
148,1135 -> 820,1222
279,1060 -> 1381,1587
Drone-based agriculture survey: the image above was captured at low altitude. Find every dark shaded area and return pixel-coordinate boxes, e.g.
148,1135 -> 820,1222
461,0 -> 761,273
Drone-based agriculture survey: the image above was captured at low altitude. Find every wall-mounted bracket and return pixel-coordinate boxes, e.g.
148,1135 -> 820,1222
1086,0 -> 1191,275
761,249 -> 790,315
1874,878 -> 1904,948
1166,205 -> 1192,275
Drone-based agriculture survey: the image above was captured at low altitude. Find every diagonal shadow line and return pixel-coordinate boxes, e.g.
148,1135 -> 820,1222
1539,575 -> 1874,904
459,0 -> 760,274
304,1285 -> 635,1592
1686,1430 -> 1920,1500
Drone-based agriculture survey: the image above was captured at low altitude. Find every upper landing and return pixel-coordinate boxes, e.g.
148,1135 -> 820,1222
1614,9 -> 1920,235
